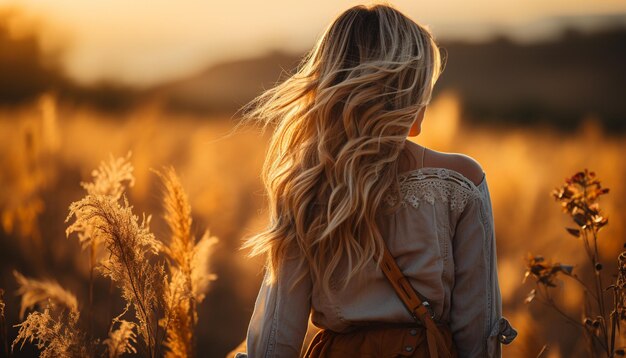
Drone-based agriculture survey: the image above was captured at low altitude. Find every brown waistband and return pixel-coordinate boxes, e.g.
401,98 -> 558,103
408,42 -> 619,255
331,321 -> 423,334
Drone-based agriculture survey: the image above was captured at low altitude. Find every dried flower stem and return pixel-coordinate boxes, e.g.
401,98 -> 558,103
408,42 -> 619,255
563,272 -> 598,302
525,169 -> 620,357
536,344 -> 549,358
535,283 -> 606,352
580,181 -> 609,352
536,284 -> 583,329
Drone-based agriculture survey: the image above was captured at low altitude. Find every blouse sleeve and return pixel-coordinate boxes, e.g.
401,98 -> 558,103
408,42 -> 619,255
449,174 -> 518,357
244,243 -> 313,358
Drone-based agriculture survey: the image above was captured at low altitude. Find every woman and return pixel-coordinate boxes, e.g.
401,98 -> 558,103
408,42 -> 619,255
237,3 -> 517,357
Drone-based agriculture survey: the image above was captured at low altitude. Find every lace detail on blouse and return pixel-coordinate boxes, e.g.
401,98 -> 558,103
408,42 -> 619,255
384,167 -> 482,213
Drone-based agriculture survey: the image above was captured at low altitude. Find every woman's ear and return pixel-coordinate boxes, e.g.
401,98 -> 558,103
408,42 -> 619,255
408,107 -> 426,137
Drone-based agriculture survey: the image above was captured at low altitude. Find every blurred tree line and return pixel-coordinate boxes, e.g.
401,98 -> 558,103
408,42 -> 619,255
1,8 -> 625,132
0,8 -> 139,111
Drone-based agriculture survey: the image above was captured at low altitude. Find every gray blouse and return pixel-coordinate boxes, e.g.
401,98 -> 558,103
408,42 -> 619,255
242,167 -> 518,357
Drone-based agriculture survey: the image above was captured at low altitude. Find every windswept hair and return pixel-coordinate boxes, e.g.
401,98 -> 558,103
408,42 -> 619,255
240,3 -> 444,298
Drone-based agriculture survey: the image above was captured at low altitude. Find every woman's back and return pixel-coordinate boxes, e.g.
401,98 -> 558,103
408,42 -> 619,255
244,142 -> 517,357
313,142 -> 488,331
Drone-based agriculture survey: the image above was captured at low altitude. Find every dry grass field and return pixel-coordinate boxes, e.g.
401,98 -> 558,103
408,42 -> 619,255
1,91 -> 625,357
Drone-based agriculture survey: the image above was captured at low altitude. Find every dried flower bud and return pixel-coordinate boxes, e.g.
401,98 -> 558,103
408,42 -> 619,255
595,263 -> 603,271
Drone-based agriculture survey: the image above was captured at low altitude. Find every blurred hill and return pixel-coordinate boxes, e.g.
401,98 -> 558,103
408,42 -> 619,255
1,7 -> 625,132
152,27 -> 626,132
436,28 -> 626,132
147,50 -> 302,115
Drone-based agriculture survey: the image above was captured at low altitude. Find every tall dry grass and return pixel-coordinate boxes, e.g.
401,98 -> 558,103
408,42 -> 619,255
11,271 -> 88,357
0,93 -> 59,244
67,187 -> 166,356
153,166 -> 218,358
13,271 -> 79,320
1,92 -> 626,356
8,153 -> 218,357
69,151 -> 136,335
104,315 -> 138,358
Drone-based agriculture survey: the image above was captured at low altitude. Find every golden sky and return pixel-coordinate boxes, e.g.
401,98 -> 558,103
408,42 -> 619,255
2,0 -> 625,86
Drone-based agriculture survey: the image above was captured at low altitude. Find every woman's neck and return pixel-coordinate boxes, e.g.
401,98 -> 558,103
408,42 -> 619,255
397,140 -> 424,173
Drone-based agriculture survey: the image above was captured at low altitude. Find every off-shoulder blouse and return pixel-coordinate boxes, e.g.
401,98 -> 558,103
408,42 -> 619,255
242,167 -> 518,357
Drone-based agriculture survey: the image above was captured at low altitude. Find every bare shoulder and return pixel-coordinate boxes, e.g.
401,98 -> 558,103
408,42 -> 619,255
426,148 -> 485,187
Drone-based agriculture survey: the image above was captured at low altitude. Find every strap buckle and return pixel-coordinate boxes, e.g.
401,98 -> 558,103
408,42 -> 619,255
422,301 -> 435,320
411,300 -> 436,323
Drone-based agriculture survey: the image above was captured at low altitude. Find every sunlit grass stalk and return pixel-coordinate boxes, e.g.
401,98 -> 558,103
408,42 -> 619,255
11,271 -> 89,357
70,152 -> 135,340
104,304 -> 138,358
12,271 -> 79,319
66,193 -> 165,357
153,166 -> 218,358
89,240 -> 96,337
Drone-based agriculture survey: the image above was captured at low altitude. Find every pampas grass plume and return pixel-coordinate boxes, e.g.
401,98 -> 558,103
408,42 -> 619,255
153,166 -> 218,358
13,271 -> 78,319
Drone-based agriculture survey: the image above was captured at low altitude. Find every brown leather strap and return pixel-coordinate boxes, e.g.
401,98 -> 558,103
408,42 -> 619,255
380,244 -> 452,358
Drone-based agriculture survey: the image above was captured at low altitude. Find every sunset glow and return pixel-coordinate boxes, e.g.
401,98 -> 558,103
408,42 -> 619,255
1,0 -> 625,85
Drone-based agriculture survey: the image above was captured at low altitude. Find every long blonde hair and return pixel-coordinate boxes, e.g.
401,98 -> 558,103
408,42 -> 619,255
239,3 -> 444,298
